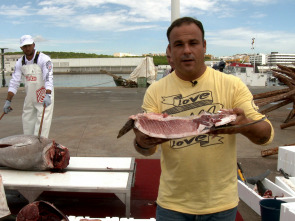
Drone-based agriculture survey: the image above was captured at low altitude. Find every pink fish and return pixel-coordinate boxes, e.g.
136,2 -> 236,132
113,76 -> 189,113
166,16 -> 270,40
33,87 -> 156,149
118,111 -> 237,139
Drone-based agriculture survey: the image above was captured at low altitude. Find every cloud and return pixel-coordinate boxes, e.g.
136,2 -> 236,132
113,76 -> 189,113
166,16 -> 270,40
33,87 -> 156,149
226,0 -> 278,4
27,1 -> 169,31
250,12 -> 267,19
0,0 -> 280,32
37,6 -> 75,17
75,11 -> 129,31
34,35 -> 48,43
0,0 -> 292,56
207,27 -> 295,55
0,38 -> 20,51
0,5 -> 32,16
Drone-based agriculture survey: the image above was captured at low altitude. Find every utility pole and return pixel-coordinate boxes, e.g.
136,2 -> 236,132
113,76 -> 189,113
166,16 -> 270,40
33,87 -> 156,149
171,0 -> 180,23
251,38 -> 255,73
1,48 -> 8,87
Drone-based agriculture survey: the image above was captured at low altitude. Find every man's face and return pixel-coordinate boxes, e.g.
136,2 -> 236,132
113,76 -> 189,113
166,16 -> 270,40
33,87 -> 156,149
20,43 -> 35,57
168,23 -> 206,80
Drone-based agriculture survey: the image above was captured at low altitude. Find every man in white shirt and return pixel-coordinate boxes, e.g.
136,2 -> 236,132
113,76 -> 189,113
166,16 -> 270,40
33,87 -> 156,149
3,35 -> 54,138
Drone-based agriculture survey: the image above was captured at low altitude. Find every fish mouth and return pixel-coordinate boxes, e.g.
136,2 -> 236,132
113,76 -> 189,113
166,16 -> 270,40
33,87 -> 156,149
48,141 -> 70,170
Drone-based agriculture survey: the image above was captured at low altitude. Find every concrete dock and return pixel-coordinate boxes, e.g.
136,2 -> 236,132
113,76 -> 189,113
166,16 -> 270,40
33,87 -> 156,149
0,86 -> 294,220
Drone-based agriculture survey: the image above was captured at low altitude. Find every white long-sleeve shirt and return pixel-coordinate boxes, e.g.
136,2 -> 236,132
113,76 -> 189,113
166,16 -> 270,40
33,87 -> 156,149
8,50 -> 54,94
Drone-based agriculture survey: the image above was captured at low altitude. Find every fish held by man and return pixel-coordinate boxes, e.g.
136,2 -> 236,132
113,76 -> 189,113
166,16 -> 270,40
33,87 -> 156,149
117,111 -> 237,139
0,135 -> 70,171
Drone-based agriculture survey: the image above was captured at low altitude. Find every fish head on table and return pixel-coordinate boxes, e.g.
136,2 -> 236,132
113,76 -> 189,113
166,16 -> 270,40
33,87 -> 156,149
0,135 -> 70,171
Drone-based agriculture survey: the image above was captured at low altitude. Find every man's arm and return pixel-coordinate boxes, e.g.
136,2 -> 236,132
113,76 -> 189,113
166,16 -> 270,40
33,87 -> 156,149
240,120 -> 271,145
6,91 -> 15,102
3,92 -> 14,113
40,53 -> 54,91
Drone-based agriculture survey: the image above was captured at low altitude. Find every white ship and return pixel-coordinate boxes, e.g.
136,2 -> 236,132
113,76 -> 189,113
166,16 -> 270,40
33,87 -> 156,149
223,63 -> 268,86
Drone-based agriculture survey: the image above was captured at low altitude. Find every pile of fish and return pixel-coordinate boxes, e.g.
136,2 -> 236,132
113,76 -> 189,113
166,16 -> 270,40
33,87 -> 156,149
117,111 -> 237,139
245,169 -> 275,198
0,135 -> 70,171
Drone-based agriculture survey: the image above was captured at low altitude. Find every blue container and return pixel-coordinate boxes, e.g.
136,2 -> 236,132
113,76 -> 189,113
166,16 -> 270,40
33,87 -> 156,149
259,199 -> 286,221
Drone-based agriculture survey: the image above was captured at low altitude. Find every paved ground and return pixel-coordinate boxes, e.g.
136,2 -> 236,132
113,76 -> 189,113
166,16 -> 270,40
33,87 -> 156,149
0,85 -> 294,220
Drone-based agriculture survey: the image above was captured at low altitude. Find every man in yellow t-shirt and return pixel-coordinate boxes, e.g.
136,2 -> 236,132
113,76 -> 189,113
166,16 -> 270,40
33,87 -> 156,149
133,17 -> 274,221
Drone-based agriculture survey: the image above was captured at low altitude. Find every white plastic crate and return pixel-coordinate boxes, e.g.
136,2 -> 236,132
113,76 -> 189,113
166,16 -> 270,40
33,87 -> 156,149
120,219 -> 156,221
280,202 -> 295,221
275,176 -> 295,196
68,217 -> 156,221
277,146 -> 295,176
68,217 -> 120,221
238,178 -> 295,215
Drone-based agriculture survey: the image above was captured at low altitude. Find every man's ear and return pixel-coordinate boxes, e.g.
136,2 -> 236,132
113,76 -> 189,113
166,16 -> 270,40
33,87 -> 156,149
168,44 -> 171,53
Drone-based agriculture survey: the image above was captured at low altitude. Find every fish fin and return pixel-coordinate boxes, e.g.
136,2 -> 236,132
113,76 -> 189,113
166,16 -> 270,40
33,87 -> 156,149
117,119 -> 135,138
246,169 -> 271,185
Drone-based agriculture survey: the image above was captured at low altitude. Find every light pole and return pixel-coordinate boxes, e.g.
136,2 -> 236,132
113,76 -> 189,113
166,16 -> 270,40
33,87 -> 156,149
171,0 -> 180,23
251,38 -> 255,73
1,48 -> 8,87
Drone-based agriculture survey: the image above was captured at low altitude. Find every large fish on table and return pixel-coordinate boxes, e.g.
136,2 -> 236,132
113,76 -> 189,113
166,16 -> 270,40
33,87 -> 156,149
0,135 -> 70,171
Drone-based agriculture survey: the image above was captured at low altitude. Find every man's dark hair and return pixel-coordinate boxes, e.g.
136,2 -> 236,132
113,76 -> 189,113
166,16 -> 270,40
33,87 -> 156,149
166,17 -> 205,42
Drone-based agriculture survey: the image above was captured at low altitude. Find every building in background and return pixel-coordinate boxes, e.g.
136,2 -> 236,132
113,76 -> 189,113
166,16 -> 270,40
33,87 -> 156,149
1,54 -> 20,74
1,52 -> 295,76
249,53 -> 268,65
267,52 -> 295,66
113,52 -> 138,57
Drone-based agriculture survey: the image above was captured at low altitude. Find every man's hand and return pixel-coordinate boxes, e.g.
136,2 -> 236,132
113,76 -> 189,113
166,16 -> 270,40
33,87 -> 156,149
3,100 -> 12,114
43,94 -> 52,107
133,128 -> 169,156
209,108 -> 272,145
209,108 -> 250,135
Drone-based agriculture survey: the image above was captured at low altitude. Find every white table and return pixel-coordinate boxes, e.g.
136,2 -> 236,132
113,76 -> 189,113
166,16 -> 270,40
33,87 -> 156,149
67,157 -> 135,171
0,157 -> 136,218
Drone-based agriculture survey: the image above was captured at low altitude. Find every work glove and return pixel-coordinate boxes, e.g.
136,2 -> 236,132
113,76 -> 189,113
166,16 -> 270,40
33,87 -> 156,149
3,100 -> 12,114
43,94 -> 52,107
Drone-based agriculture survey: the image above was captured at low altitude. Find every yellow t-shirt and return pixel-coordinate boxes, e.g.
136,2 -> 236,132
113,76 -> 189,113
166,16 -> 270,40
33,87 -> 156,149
142,67 -> 274,215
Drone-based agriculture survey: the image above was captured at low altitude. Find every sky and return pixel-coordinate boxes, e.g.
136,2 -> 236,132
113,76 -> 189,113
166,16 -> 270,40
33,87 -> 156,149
0,0 -> 294,57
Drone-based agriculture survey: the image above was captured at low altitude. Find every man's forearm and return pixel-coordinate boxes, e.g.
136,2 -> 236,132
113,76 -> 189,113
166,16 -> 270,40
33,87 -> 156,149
241,120 -> 272,145
134,139 -> 157,156
6,92 -> 15,102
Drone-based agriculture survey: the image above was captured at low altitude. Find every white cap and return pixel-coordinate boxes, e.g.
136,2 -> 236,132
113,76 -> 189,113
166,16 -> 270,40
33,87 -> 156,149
20,35 -> 34,47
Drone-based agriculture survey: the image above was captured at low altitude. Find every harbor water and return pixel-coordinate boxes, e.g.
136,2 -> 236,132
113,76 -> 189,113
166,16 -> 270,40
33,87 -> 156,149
2,73 -> 165,88
1,71 -> 280,88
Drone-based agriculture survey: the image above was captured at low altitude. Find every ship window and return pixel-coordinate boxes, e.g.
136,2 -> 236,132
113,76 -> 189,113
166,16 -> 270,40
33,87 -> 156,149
241,67 -> 246,73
